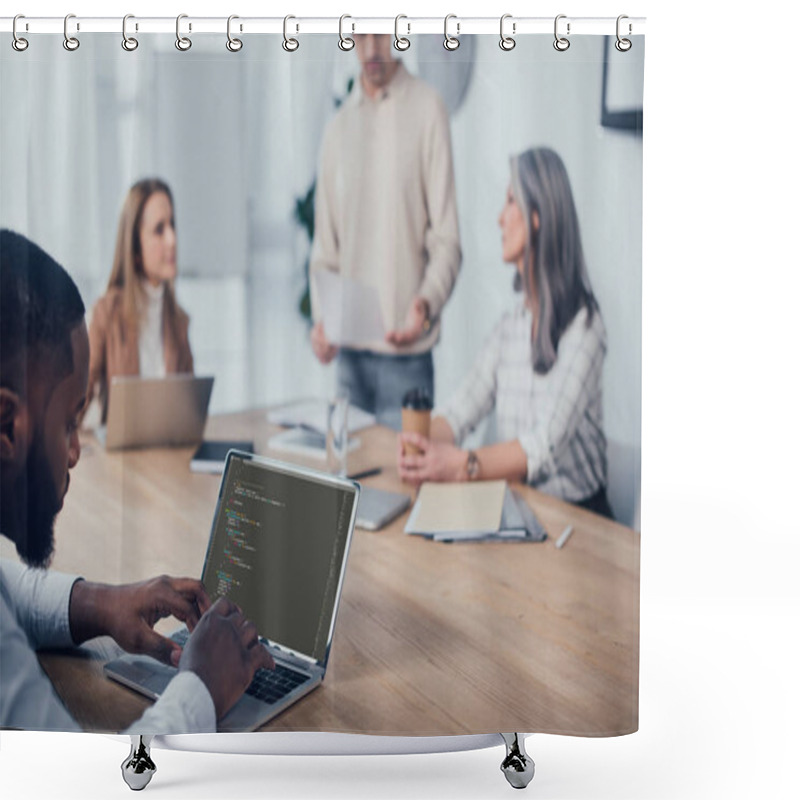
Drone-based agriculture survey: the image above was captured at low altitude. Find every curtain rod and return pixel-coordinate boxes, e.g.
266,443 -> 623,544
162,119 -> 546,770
0,16 -> 646,37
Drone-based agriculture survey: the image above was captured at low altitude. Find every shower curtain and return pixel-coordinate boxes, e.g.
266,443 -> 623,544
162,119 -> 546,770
0,22 -> 643,745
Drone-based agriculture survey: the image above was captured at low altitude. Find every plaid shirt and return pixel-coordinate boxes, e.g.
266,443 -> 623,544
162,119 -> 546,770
438,302 -> 607,502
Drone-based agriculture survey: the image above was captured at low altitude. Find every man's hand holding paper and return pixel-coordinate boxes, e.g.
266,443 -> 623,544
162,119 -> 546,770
313,270 -> 386,348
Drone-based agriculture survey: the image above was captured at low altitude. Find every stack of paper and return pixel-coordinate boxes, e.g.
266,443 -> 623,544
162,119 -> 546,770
268,427 -> 361,461
268,399 -> 376,434
404,481 -> 547,543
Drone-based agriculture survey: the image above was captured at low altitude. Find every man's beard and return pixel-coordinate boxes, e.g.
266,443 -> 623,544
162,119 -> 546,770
11,430 -> 62,569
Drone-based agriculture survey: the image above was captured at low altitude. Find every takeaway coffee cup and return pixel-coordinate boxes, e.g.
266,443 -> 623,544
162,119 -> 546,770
401,388 -> 433,455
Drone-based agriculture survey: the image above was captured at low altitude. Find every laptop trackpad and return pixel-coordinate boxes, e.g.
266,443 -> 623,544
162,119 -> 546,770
218,693 -> 271,732
105,654 -> 264,729
105,655 -> 176,698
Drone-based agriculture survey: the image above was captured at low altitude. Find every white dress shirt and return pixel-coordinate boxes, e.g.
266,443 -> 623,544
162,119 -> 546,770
437,302 -> 608,503
0,557 -> 215,733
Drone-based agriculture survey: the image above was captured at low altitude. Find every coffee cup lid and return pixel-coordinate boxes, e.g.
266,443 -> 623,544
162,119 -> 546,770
402,387 -> 432,411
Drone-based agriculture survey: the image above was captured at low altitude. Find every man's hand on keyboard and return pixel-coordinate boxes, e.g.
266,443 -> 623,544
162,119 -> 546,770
179,597 -> 276,719
69,574 -> 212,668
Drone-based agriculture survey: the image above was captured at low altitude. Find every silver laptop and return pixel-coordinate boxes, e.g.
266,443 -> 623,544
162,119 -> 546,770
102,374 -> 214,450
104,451 -> 360,732
355,486 -> 411,531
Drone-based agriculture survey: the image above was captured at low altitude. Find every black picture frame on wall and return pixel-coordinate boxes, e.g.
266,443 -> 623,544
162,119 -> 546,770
601,37 -> 644,132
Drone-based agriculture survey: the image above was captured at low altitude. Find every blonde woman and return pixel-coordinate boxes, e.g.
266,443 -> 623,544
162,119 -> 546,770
398,148 -> 612,517
87,179 -> 193,422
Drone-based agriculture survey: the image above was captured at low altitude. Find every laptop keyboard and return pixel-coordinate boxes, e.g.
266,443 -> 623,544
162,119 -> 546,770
246,663 -> 309,704
171,628 -> 311,704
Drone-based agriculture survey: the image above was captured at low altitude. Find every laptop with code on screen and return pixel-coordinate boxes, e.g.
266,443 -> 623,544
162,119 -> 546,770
104,451 -> 360,731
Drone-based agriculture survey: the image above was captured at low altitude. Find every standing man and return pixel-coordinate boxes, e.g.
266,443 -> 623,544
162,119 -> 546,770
0,230 -> 273,732
310,34 -> 462,429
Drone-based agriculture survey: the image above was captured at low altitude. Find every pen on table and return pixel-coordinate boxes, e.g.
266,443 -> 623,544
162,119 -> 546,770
348,467 -> 382,481
555,525 -> 574,549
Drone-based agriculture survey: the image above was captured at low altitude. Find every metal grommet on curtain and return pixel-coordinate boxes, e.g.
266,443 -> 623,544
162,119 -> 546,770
122,15 -> 138,51
226,15 -> 243,52
443,14 -> 460,51
63,14 -> 80,51
394,15 -> 410,51
615,15 -> 632,52
12,14 -> 28,52
175,14 -> 192,51
499,14 -> 516,51
338,15 -> 355,51
283,15 -> 299,52
553,14 -> 570,52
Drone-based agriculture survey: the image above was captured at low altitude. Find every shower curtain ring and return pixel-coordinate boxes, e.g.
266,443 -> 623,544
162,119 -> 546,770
615,15 -> 632,51
175,14 -> 192,51
12,15 -> 29,52
283,15 -> 299,52
443,14 -> 460,51
553,14 -> 570,52
394,15 -> 410,51
63,13 -> 80,51
226,15 -> 243,52
499,14 -> 516,51
338,15 -> 355,51
122,15 -> 138,51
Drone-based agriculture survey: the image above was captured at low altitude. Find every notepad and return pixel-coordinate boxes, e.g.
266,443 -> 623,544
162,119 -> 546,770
434,487 -> 549,543
404,482 -> 548,543
405,481 -> 507,535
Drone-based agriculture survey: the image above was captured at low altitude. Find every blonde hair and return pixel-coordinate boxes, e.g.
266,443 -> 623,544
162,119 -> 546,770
108,178 -> 180,343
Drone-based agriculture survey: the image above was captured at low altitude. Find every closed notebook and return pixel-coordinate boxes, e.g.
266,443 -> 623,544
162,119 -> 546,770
268,399 -> 376,434
432,487 -> 548,543
190,441 -> 254,473
405,480 -> 507,536
405,481 -> 548,542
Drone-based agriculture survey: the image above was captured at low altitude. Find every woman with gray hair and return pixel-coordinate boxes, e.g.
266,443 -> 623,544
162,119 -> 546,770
397,147 -> 612,517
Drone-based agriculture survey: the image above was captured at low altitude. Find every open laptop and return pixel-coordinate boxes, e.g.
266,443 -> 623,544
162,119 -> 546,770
100,374 -> 214,450
104,451 -> 360,731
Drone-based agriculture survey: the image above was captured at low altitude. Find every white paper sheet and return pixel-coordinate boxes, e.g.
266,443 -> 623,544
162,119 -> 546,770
268,428 -> 361,460
314,270 -> 386,346
268,399 -> 376,434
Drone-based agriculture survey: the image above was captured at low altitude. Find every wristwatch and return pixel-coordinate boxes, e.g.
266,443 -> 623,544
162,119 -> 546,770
466,450 -> 480,481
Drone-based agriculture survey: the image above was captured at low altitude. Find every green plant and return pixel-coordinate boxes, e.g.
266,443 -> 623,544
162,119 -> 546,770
294,182 -> 316,320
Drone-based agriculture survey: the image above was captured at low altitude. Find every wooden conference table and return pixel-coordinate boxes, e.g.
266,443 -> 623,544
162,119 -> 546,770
24,409 -> 640,736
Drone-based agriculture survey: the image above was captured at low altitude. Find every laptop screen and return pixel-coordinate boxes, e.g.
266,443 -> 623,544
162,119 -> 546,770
201,453 -> 357,664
